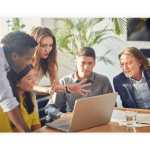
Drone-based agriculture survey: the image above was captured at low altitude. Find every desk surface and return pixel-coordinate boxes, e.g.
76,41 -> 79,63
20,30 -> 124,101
36,107 -> 150,133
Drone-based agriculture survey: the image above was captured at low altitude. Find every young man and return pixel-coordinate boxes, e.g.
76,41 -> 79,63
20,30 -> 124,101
45,46 -> 113,120
0,31 -> 38,132
113,47 -> 150,108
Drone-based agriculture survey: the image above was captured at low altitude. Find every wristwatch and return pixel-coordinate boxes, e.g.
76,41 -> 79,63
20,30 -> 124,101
65,86 -> 71,93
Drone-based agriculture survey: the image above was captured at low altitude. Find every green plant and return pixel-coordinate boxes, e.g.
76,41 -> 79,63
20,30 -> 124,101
111,18 -> 149,35
53,18 -> 122,68
6,18 -> 25,31
110,18 -> 131,35
140,18 -> 149,21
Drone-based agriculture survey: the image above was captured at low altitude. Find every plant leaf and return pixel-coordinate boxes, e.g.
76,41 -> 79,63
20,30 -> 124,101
140,18 -> 148,21
110,18 -> 130,35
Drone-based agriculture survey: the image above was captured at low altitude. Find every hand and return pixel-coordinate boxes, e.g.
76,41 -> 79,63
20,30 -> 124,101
53,84 -> 66,93
47,80 -> 56,99
60,112 -> 71,118
47,80 -> 66,99
67,78 -> 91,97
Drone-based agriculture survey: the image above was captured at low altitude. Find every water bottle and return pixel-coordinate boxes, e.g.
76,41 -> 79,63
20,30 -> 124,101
45,115 -> 51,124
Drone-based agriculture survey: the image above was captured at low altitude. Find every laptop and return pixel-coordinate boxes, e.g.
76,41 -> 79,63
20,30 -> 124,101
45,92 -> 118,132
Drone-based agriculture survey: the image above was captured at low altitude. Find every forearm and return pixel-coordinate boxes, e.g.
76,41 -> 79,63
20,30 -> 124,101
33,85 -> 50,95
55,83 -> 67,93
31,124 -> 40,131
45,104 -> 63,119
6,106 -> 31,132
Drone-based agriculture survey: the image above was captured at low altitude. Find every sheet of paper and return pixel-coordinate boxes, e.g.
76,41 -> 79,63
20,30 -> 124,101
111,110 -> 126,122
111,110 -> 150,125
117,113 -> 150,124
136,114 -> 150,124
119,121 -> 150,127
140,118 -> 150,124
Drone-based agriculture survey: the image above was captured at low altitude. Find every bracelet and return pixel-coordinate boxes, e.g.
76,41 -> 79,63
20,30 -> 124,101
45,87 -> 50,94
65,86 -> 71,93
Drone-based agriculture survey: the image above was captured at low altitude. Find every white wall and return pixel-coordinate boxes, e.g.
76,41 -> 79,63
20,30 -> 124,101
20,18 -> 41,33
0,18 -> 41,39
0,18 -> 9,40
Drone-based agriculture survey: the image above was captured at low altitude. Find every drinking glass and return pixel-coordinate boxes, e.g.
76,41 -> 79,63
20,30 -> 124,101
126,110 -> 137,129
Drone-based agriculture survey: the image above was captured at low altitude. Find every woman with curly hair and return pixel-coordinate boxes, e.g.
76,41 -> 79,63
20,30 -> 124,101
0,30 -> 38,132
30,27 -> 91,113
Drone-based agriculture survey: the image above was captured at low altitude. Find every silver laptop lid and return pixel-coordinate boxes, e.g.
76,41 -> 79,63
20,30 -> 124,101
69,92 -> 118,132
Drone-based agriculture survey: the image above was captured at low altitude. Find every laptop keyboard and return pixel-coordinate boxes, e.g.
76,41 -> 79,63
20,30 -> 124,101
56,123 -> 70,132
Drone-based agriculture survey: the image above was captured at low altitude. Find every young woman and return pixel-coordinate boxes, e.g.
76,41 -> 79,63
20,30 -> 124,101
6,64 -> 41,132
30,27 -> 91,113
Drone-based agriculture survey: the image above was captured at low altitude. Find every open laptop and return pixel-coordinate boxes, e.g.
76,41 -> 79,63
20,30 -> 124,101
45,92 -> 118,132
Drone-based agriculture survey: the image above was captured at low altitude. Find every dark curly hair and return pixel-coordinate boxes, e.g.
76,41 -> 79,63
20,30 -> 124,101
1,30 -> 38,56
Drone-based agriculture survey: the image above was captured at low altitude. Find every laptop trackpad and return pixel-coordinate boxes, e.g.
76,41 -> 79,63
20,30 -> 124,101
46,118 -> 72,128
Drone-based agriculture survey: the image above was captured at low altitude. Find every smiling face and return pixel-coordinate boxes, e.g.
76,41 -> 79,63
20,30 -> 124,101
75,56 -> 95,79
39,36 -> 53,59
16,69 -> 35,95
11,47 -> 35,73
120,54 -> 142,80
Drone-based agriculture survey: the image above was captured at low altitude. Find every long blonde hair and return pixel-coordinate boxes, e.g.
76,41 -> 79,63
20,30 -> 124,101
30,26 -> 58,78
119,47 -> 150,72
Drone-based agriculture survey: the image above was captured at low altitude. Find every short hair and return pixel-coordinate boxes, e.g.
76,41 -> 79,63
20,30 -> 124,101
118,47 -> 150,72
76,46 -> 96,60
1,30 -> 38,56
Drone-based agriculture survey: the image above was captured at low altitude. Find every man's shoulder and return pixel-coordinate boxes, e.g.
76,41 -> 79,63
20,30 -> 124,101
144,69 -> 150,80
59,72 -> 75,83
146,69 -> 150,74
60,72 -> 74,79
93,72 -> 109,80
113,72 -> 126,82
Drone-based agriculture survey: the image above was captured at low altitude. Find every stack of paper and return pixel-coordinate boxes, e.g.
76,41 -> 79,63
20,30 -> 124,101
111,110 -> 150,127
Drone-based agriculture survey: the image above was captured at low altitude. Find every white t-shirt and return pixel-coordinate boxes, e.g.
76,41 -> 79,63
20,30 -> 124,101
0,46 -> 19,112
35,67 -> 45,85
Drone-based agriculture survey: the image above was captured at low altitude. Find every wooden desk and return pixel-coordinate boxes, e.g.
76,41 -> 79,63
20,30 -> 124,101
36,107 -> 150,133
